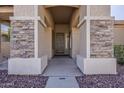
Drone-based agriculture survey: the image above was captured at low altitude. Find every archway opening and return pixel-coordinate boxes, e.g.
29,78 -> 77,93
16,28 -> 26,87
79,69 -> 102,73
46,6 -> 79,57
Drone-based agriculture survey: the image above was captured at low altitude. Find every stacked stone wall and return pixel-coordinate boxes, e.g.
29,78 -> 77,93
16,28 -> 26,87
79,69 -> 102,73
90,20 -> 114,58
11,20 -> 34,58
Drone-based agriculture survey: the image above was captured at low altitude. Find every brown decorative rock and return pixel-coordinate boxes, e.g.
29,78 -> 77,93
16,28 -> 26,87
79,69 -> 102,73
76,65 -> 124,88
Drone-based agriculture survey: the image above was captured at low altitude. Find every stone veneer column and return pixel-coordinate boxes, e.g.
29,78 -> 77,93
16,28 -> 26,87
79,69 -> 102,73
90,20 -> 114,58
10,20 -> 35,58
76,6 -> 116,74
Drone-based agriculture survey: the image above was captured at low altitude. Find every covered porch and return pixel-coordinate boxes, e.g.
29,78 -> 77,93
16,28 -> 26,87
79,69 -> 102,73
0,5 -> 116,75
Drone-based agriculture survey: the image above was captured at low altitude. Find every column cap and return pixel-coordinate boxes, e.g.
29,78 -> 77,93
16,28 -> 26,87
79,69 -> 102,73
10,16 -> 40,20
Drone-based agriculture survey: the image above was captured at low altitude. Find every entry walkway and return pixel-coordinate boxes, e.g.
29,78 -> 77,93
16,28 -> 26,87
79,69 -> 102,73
43,56 -> 82,88
45,76 -> 79,88
43,56 -> 82,76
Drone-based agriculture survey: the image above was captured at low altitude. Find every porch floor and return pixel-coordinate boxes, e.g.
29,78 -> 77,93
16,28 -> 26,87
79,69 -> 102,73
43,56 -> 82,76
43,56 -> 82,88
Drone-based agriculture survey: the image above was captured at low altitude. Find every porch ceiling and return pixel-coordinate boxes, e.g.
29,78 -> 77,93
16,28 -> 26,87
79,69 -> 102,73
0,5 -> 13,22
47,6 -> 76,24
0,13 -> 13,22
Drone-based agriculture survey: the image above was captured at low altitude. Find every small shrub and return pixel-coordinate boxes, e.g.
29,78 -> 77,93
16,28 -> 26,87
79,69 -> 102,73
114,45 -> 124,65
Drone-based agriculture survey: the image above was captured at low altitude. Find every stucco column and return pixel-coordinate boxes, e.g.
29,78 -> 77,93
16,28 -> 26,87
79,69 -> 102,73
89,5 -> 114,58
8,5 -> 45,75
79,5 -> 114,58
76,5 -> 116,74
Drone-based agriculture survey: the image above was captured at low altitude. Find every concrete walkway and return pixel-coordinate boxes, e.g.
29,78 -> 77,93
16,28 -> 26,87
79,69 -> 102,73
43,56 -> 82,88
43,56 -> 82,76
46,77 -> 79,88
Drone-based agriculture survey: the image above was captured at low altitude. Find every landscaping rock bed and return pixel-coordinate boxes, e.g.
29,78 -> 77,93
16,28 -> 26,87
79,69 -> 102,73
76,65 -> 124,88
0,70 -> 48,88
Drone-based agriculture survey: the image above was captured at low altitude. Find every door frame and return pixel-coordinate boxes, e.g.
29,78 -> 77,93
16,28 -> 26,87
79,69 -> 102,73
54,32 -> 65,55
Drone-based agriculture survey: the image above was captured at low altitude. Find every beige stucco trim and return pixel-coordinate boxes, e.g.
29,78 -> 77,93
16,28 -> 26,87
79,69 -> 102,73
38,18 -> 47,27
10,16 -> 40,20
86,5 -> 90,58
10,16 -> 48,28
34,5 -> 38,58
85,16 -> 115,20
8,56 -> 48,74
9,16 -> 112,25
76,55 -> 117,74
77,18 -> 85,28
77,16 -> 115,28
112,18 -> 115,58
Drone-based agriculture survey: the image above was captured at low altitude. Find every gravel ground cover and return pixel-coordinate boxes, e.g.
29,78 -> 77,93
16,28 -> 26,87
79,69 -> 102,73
76,65 -> 124,88
0,70 -> 48,88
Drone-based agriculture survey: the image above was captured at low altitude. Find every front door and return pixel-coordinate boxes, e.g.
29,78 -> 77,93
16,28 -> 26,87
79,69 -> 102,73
55,33 -> 65,55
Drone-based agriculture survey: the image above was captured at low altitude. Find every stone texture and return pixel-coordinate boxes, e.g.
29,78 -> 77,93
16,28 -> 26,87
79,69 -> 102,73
90,20 -> 114,58
11,20 -> 34,58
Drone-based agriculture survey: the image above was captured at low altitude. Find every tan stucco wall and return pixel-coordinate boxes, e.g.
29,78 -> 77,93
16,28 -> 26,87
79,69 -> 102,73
71,28 -> 80,58
38,22 -> 52,59
38,22 -> 44,58
90,5 -> 110,16
44,28 -> 52,59
14,5 -> 35,16
38,6 -> 54,29
38,6 -> 53,59
78,5 -> 87,58
70,9 -> 79,28
79,5 -> 87,20
55,24 -> 69,33
114,25 -> 124,45
79,22 -> 87,57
